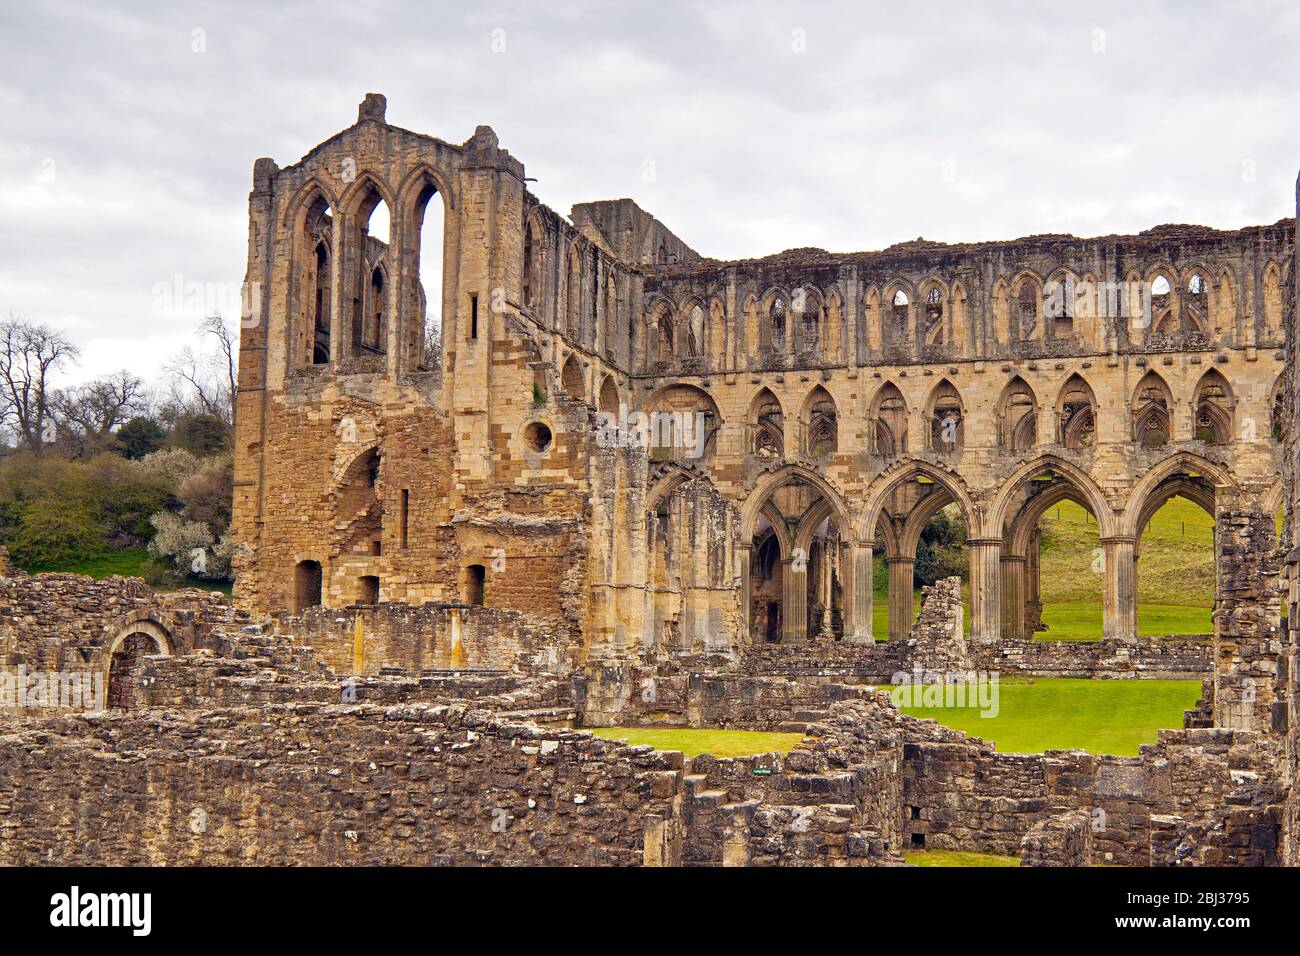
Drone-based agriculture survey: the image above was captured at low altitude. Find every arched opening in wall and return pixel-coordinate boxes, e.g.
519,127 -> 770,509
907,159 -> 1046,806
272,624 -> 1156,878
655,310 -> 675,365
871,382 -> 908,456
1151,273 -> 1171,311
1270,374 -> 1285,442
1057,374 -> 1097,449
294,560 -> 323,613
644,383 -> 720,463
348,188 -> 390,357
684,303 -> 704,358
465,564 -> 486,606
1135,480 -> 1216,638
768,295 -> 788,354
1015,279 -> 1039,340
598,375 -> 620,415
748,387 -> 784,458
868,473 -> 973,641
1193,370 -> 1234,445
923,286 -> 944,345
926,379 -> 964,454
1045,273 -> 1075,339
750,473 -> 848,642
997,377 -> 1038,451
303,196 -> 334,365
413,182 -> 445,371
751,527 -> 784,643
913,502 -> 969,634
358,575 -> 380,605
1004,473 -> 1104,640
566,247 -> 582,338
1187,272 -> 1207,322
796,287 -> 822,355
523,215 -> 543,312
106,631 -> 166,710
1262,261 -> 1283,341
1132,371 -> 1173,447
604,274 -> 618,359
335,447 -> 383,558
561,354 -> 584,402
802,515 -> 846,639
889,289 -> 910,350
802,385 -> 838,457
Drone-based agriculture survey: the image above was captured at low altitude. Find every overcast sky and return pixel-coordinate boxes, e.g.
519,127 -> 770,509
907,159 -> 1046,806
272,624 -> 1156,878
1,0 -> 1297,385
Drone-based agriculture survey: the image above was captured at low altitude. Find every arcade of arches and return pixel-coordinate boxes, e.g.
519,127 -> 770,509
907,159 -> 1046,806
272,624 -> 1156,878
230,97 -> 1292,738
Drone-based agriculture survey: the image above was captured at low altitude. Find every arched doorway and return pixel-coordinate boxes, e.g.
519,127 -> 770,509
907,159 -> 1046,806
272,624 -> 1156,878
104,621 -> 172,710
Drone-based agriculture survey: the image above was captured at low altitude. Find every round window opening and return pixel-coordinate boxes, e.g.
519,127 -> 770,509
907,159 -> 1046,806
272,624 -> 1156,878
523,421 -> 553,453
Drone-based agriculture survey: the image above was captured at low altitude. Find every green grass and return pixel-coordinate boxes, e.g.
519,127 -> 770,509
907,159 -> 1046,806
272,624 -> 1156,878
885,677 -> 1200,755
1034,497 -> 1220,638
1037,601 -> 1212,640
867,498 -> 1222,640
23,547 -> 233,595
904,849 -> 1019,867
582,727 -> 805,758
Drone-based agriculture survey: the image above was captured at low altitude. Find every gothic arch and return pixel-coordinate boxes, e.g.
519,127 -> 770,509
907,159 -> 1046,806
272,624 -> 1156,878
1132,369 -> 1174,447
561,353 -> 585,401
1119,451 -> 1238,537
1192,368 -> 1234,445
858,460 -> 976,545
1056,373 -> 1097,449
748,386 -> 785,458
800,384 -> 839,456
740,464 -> 853,545
925,378 -> 965,454
598,375 -> 620,415
987,453 -> 1117,541
869,380 -> 909,456
997,376 -> 1038,451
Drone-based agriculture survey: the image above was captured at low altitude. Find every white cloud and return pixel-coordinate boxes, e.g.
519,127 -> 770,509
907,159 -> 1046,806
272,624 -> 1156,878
0,0 -> 1296,386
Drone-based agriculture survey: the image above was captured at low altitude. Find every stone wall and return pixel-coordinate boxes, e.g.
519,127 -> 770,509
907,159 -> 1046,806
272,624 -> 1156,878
271,601 -> 574,677
0,702 -> 679,866
1020,810 -> 1093,866
902,725 -> 1281,865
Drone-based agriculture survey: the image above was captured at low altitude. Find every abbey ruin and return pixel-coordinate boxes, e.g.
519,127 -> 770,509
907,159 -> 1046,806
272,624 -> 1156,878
1,94 -> 1296,867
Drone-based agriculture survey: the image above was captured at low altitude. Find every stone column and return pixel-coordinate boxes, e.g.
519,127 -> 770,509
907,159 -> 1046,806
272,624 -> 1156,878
967,538 -> 1003,643
1102,535 -> 1137,644
886,556 -> 914,640
782,557 -> 808,642
1000,554 -> 1027,641
1025,527 -> 1044,634
842,541 -> 874,643
737,543 -> 752,645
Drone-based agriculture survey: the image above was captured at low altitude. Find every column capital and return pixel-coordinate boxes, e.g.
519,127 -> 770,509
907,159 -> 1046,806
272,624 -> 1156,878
965,537 -> 1004,547
1099,535 -> 1137,545
1000,554 -> 1028,564
885,555 -> 914,566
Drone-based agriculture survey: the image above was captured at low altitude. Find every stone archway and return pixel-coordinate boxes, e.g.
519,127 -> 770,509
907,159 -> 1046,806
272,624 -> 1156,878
103,619 -> 173,710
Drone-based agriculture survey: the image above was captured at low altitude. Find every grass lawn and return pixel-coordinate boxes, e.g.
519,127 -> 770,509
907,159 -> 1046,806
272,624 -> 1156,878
582,727 -> 805,758
904,849 -> 1019,867
23,547 -> 233,595
887,677 -> 1200,755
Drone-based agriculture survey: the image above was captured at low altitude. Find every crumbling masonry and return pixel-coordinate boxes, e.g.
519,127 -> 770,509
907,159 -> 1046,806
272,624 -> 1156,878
0,96 -> 1296,866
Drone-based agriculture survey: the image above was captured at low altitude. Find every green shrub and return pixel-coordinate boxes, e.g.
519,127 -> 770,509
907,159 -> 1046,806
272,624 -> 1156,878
10,500 -> 106,568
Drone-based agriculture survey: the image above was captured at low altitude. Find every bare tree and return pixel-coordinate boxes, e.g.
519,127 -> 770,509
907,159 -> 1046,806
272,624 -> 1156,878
164,314 -> 237,424
0,315 -> 79,453
53,370 -> 148,456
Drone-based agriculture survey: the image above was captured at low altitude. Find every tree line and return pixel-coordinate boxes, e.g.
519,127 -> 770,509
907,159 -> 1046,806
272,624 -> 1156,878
0,313 -> 237,587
